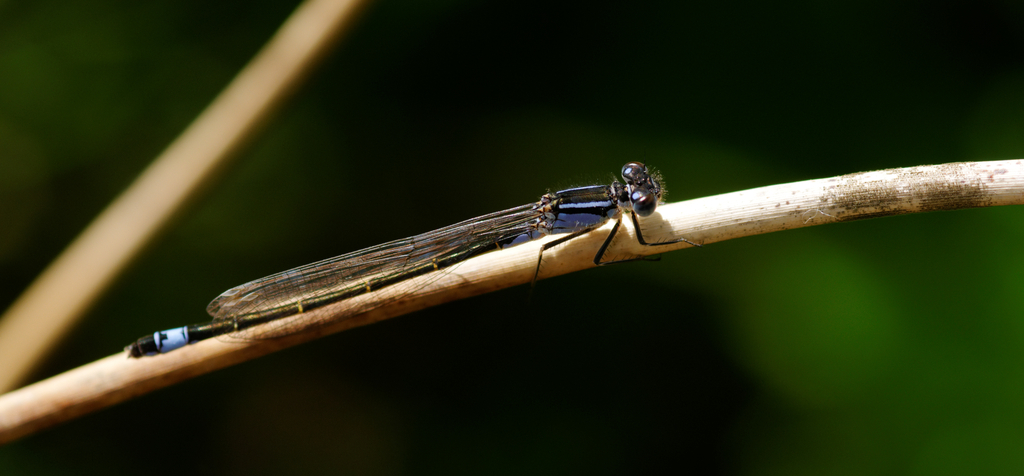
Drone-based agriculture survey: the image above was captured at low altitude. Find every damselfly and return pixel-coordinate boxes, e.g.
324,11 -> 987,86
126,162 -> 699,357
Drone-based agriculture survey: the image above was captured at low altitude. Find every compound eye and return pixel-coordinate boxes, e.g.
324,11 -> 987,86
631,190 -> 657,217
621,162 -> 647,183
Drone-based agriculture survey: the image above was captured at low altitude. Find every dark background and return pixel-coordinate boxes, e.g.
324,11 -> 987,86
3,0 -> 1024,474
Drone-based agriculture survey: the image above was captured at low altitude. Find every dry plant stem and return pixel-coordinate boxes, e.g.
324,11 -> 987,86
0,160 -> 1022,445
0,0 -> 370,393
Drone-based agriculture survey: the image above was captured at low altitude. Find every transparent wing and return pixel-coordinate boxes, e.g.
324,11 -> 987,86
205,203 -> 540,340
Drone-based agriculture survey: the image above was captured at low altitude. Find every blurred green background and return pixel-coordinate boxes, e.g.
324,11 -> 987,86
3,0 -> 1024,474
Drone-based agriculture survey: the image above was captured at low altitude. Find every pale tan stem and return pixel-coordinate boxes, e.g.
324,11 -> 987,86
0,0 -> 370,393
0,160 -> 1021,445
